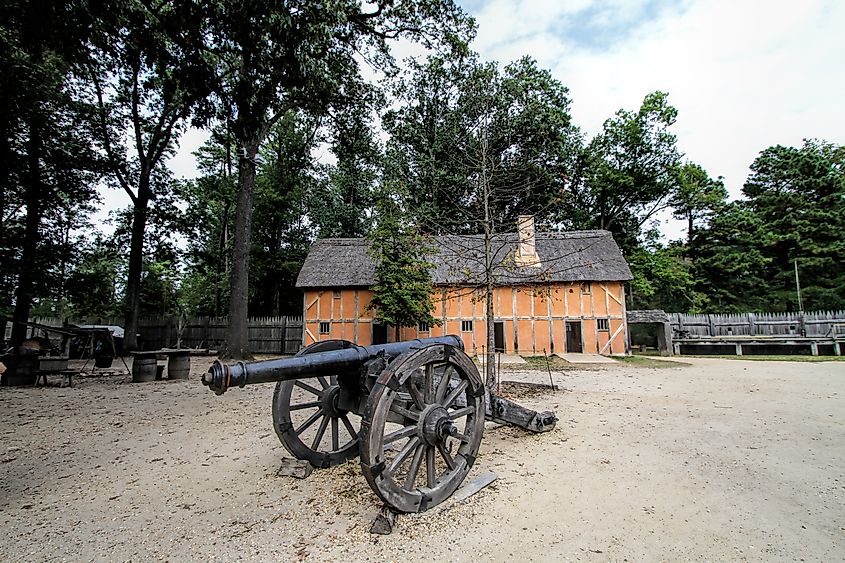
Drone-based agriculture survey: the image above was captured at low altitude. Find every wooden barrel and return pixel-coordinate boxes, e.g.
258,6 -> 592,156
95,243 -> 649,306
167,352 -> 190,380
132,353 -> 158,383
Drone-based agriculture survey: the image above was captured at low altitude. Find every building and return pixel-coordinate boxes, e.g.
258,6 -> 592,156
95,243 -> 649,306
295,217 -> 633,355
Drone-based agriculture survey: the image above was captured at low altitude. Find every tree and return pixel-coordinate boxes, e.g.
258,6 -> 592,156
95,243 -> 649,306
561,91 -> 682,254
190,0 -> 473,359
626,233 -> 707,312
383,53 -> 579,386
384,54 -> 580,235
0,0 -> 101,345
367,186 -> 439,339
90,0 -> 212,350
671,162 -> 727,243
742,140 -> 845,310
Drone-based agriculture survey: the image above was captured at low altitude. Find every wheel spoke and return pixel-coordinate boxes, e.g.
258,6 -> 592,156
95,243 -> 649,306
311,415 -> 330,449
435,366 -> 452,403
295,381 -> 323,397
443,379 -> 468,408
330,374 -> 337,385
331,417 -> 339,450
405,379 -> 425,410
426,446 -> 436,488
288,401 -> 321,411
437,443 -> 456,470
390,402 -> 420,421
295,410 -> 323,436
383,423 -> 417,445
341,415 -> 358,440
386,436 -> 419,476
317,376 -> 330,390
404,444 -> 425,489
450,431 -> 470,443
424,364 -> 434,404
448,406 -> 475,419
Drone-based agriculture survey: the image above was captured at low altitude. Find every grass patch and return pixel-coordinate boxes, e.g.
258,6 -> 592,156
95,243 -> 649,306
616,355 -> 689,368
682,354 -> 845,362
498,355 -> 582,371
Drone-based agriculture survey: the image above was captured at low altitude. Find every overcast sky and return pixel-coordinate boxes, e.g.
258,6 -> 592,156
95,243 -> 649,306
145,0 -> 845,240
462,0 -> 845,193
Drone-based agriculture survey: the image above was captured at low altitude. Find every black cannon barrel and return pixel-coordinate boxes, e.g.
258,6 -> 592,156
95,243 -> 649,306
201,335 -> 463,395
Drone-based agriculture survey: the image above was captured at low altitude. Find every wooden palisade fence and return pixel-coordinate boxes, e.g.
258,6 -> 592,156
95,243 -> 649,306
10,316 -> 304,355
669,311 -> 845,338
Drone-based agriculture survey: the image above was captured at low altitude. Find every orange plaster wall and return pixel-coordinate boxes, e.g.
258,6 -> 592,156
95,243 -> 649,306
549,285 -> 566,316
534,319 -> 551,354
498,287 -> 513,317
302,280 -> 628,355
532,287 -> 549,318
565,285 -> 581,317
552,319 -> 565,353
582,319 -> 598,353
516,319 -> 533,353
515,288 -> 532,318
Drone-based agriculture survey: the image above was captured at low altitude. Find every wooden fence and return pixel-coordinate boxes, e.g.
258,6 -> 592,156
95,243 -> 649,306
669,311 -> 845,338
8,316 -> 304,355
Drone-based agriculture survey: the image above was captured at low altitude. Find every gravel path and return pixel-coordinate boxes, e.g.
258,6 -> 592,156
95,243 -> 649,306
1,356 -> 842,561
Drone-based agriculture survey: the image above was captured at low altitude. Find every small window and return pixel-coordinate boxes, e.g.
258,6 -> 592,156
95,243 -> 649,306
580,282 -> 591,294
332,290 -> 341,299
319,321 -> 331,334
597,318 -> 609,331
461,320 -> 473,332
418,322 -> 430,333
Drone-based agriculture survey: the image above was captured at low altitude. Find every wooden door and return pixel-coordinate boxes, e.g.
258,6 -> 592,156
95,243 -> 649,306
494,322 -> 505,352
565,321 -> 582,353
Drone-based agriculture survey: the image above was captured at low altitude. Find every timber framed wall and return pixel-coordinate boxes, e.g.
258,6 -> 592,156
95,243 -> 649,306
303,281 -> 627,355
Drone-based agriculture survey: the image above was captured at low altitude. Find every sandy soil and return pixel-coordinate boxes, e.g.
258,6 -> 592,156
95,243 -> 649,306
0,355 -> 843,562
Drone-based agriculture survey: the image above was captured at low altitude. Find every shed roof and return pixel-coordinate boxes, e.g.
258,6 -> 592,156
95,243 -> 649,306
295,230 -> 632,288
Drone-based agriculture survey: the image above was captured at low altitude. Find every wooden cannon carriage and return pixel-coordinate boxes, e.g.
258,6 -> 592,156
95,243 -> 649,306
202,335 -> 557,513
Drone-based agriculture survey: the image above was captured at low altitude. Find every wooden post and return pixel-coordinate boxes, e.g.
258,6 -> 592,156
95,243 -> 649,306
748,313 -> 756,336
735,342 -> 742,356
708,314 -> 715,336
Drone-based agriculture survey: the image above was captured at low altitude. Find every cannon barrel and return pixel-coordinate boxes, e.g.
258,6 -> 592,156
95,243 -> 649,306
201,335 -> 463,395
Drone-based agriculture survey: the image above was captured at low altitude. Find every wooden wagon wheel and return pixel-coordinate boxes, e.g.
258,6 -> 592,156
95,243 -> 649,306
272,340 -> 361,468
360,343 -> 485,513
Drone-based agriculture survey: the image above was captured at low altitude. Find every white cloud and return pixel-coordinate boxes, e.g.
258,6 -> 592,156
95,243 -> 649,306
463,0 -> 845,238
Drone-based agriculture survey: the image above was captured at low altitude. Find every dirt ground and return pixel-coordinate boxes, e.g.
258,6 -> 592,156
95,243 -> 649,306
1,355 -> 843,562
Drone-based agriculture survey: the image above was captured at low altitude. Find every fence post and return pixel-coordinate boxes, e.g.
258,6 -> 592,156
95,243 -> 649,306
748,313 -> 755,336
707,314 -> 715,336
280,316 -> 287,354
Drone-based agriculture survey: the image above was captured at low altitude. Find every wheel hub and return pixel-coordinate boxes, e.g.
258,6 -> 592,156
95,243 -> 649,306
320,385 -> 348,418
418,405 -> 452,445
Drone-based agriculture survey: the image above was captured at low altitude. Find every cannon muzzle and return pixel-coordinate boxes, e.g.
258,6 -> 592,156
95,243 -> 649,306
202,335 -> 463,395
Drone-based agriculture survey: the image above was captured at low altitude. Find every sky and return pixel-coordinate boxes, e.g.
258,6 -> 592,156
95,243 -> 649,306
113,0 -> 845,240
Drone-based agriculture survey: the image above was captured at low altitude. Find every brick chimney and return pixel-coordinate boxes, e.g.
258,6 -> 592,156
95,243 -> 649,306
515,215 -> 541,267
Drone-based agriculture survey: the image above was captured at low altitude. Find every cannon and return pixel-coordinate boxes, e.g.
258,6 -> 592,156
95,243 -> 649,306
202,335 -> 557,513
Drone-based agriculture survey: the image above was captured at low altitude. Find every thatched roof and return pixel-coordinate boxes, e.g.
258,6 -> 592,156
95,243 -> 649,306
295,230 -> 633,289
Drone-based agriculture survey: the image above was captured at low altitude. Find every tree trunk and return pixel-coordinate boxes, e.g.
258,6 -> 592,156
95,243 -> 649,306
11,121 -> 42,346
225,137 -> 259,360
123,174 -> 150,352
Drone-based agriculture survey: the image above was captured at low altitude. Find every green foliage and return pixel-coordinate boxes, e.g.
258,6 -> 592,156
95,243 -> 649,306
671,162 -> 728,241
367,187 -> 440,330
384,54 -> 579,234
561,91 -> 682,254
627,233 -> 707,312
689,140 -> 845,312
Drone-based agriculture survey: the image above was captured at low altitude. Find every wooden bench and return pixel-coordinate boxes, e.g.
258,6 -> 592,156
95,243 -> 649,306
34,369 -> 75,388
